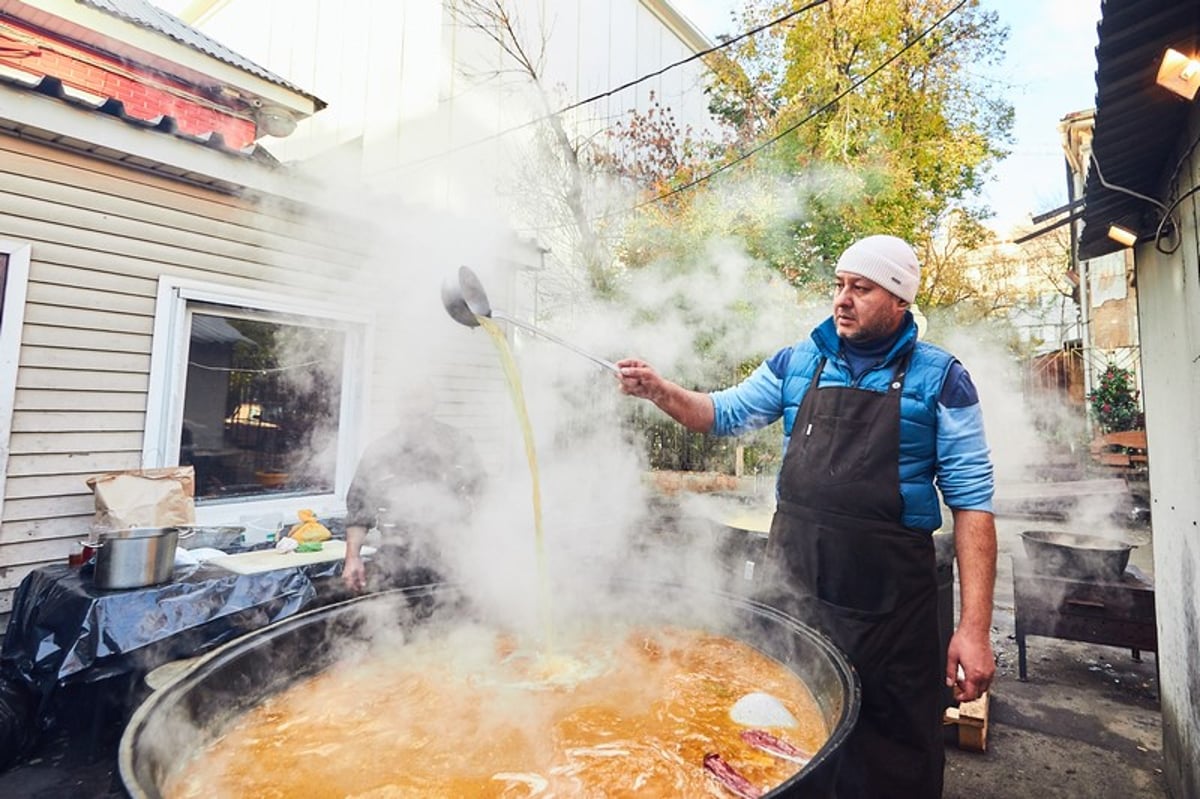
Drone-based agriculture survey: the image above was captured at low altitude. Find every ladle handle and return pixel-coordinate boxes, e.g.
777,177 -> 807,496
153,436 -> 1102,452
492,312 -> 620,374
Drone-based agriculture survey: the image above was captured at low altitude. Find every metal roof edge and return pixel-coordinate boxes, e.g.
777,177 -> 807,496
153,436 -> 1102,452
1078,0 -> 1200,262
0,80 -> 317,200
639,0 -> 716,55
4,0 -> 323,116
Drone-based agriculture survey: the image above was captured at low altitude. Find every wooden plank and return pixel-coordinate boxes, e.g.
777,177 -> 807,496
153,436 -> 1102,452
0,135 -> 362,249
0,192 -> 301,276
0,182 -> 367,283
19,324 -> 151,354
25,280 -> 157,316
943,691 -> 990,752
1,168 -> 272,245
16,366 -> 149,393
8,429 -> 145,454
3,451 -> 141,477
10,410 -> 145,434
1,493 -> 95,524
1,166 -> 362,268
14,388 -> 148,412
0,214 -> 355,290
29,261 -> 159,298
0,135 -> 248,213
0,518 -> 93,552
208,540 -> 349,575
1103,430 -> 1147,450
2,472 -> 103,500
18,345 -> 151,374
23,303 -> 154,335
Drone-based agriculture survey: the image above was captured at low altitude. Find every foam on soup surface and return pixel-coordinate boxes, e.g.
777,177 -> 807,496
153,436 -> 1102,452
165,625 -> 827,798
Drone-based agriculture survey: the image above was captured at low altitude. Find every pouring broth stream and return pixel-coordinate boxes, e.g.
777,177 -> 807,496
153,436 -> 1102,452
160,304 -> 834,798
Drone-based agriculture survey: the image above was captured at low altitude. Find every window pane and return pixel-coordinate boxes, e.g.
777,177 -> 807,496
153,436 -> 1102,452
180,312 -> 344,502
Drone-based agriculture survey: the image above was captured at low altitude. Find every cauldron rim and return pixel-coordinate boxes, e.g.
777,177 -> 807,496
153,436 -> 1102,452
119,581 -> 861,798
1020,529 -> 1137,552
1019,529 -> 1136,580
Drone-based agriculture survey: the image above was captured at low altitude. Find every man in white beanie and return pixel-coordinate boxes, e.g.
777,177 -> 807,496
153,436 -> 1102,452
617,235 -> 996,799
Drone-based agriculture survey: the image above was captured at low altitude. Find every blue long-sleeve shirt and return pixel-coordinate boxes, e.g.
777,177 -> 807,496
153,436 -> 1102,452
709,315 -> 994,532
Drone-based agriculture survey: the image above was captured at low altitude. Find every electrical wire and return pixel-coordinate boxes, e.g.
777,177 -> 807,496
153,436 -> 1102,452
1150,129 -> 1200,255
1088,153 -> 1168,213
1088,152 -> 1183,254
187,359 -> 330,374
392,0 -> 830,173
1152,181 -> 1200,255
568,0 -> 972,226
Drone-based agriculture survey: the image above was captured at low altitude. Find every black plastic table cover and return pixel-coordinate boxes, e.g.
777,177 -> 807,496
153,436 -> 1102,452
0,557 -> 342,723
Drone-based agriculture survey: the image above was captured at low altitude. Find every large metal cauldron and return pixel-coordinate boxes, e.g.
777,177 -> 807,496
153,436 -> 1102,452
120,583 -> 860,798
1020,530 -> 1137,581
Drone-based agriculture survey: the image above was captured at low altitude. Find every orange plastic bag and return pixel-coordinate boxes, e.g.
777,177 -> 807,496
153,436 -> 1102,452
287,509 -> 332,543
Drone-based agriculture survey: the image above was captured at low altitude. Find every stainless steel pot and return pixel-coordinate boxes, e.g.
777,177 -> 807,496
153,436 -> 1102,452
93,527 -> 187,590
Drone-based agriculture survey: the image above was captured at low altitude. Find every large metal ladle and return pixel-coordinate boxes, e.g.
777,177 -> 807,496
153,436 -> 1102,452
441,266 -> 619,374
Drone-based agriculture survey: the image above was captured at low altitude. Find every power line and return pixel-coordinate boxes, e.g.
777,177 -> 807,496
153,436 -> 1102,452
514,0 -> 970,235
612,0 -> 971,218
392,0 -> 830,173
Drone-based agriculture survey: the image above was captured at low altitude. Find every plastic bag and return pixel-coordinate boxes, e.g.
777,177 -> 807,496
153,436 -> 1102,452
85,466 -> 196,530
0,677 -> 35,769
287,510 -> 332,543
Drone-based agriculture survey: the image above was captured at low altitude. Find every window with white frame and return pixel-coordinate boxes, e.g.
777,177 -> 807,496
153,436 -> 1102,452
145,278 -> 368,525
0,242 -> 32,524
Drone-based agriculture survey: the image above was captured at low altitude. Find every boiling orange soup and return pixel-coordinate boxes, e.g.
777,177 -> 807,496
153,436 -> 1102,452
165,625 -> 827,798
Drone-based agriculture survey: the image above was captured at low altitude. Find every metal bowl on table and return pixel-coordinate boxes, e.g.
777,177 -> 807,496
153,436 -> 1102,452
1019,529 -> 1137,581
176,525 -> 246,551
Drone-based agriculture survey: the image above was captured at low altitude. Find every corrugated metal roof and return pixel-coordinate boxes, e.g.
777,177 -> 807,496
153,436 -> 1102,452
75,0 -> 323,107
1079,0 -> 1200,260
0,69 -> 276,160
192,314 -> 255,345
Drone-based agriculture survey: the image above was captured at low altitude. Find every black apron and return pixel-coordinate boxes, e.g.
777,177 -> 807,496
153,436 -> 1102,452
761,355 -> 943,799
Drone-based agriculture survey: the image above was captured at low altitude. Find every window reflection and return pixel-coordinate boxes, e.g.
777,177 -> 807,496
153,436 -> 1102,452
179,312 -> 344,501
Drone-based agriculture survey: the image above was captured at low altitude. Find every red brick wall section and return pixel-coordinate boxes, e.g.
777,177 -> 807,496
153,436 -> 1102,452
0,19 -> 257,149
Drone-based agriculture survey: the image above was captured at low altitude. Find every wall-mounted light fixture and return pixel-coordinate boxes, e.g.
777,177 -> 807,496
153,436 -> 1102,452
1156,48 -> 1200,99
1107,224 -> 1138,248
254,106 -> 297,138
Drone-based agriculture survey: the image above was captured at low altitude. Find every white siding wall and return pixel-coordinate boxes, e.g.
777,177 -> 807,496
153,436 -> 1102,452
181,0 -> 715,200
1134,104 -> 1200,799
0,0 -> 712,623
0,132 -> 513,619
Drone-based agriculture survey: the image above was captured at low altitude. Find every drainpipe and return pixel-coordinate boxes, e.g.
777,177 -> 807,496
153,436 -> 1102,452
1064,142 -> 1096,440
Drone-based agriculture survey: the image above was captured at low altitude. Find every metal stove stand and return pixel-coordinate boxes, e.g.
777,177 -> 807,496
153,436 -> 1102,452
1011,556 -> 1156,681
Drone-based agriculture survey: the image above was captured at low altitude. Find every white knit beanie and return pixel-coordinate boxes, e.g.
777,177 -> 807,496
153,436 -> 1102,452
834,235 -> 921,303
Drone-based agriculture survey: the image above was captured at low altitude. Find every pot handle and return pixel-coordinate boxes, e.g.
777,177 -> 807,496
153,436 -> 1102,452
175,526 -> 197,540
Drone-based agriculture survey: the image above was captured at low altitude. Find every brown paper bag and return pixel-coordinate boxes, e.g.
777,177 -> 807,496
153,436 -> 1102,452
86,467 -> 196,531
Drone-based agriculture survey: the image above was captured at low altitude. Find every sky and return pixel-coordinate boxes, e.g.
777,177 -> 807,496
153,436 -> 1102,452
670,0 -> 1105,234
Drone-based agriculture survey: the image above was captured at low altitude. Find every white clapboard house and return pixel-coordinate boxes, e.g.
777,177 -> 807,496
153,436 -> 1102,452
0,0 -> 717,624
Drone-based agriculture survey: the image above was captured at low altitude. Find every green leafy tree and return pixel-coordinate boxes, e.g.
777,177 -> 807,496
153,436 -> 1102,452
700,0 -> 1013,301
1088,362 -> 1142,433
